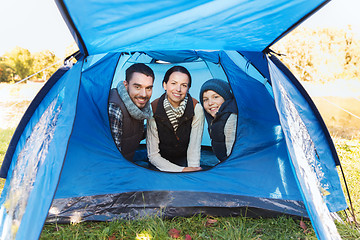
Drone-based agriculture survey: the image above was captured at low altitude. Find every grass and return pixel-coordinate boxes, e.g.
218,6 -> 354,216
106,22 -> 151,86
334,137 -> 360,218
0,128 -> 14,191
40,215 -> 318,240
0,128 -> 359,239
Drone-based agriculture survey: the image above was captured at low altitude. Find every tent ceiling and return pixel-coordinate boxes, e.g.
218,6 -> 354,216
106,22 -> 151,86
56,0 -> 329,56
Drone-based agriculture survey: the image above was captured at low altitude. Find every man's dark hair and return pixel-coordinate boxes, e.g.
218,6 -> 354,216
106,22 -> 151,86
125,63 -> 155,83
163,66 -> 192,88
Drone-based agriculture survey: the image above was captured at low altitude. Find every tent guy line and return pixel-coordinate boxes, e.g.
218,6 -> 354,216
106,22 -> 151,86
321,98 -> 360,120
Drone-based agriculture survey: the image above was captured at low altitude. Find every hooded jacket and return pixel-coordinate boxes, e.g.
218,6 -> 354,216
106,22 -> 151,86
205,98 -> 237,161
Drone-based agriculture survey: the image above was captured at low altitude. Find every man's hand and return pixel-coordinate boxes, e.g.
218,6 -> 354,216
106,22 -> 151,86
182,167 -> 202,172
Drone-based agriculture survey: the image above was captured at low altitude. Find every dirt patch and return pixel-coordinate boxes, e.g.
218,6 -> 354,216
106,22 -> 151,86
312,97 -> 360,139
301,80 -> 360,139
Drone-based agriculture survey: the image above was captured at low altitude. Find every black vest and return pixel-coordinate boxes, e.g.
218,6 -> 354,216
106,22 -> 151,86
152,93 -> 197,167
109,88 -> 144,161
208,99 -> 237,161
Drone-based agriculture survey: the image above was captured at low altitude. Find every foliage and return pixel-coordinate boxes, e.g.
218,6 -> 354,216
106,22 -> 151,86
2,47 -> 34,81
272,26 -> 360,82
0,47 -> 61,83
0,129 -> 13,164
33,50 -> 60,81
0,128 -> 14,192
0,61 -> 14,83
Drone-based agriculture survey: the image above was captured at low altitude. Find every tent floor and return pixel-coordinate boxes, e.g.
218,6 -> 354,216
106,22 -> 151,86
47,191 -> 308,223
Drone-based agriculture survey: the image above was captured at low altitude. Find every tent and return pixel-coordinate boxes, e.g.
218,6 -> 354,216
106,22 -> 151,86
0,0 -> 350,239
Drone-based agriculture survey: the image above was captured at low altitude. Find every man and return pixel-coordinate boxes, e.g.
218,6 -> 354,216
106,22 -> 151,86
108,63 -> 154,161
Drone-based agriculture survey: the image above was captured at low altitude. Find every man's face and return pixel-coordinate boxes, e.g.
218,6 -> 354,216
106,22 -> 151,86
124,72 -> 153,109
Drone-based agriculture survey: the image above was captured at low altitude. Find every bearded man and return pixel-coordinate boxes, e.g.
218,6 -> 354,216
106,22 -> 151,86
108,63 -> 154,161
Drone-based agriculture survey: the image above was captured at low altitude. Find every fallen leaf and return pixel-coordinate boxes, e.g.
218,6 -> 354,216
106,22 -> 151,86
168,228 -> 181,238
108,234 -> 117,240
299,220 -> 307,231
205,218 -> 218,227
185,234 -> 192,240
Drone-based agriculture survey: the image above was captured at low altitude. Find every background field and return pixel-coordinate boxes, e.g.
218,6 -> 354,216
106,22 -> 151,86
301,80 -> 360,140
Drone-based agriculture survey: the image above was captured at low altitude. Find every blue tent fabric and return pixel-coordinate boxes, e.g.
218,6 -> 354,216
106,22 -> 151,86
269,53 -> 347,213
42,50 -> 311,227
268,55 -> 345,239
0,49 -> 347,240
268,53 -> 347,208
0,1 -> 349,239
0,52 -> 346,239
54,51 -> 302,202
55,0 -> 328,55
0,66 -> 71,178
269,54 -> 340,166
241,51 -> 271,83
0,61 -> 83,239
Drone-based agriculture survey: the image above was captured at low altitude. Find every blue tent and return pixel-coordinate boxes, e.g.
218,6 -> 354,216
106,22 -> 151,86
0,0 -> 348,239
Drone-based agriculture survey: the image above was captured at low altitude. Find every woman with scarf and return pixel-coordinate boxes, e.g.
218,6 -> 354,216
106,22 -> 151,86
199,79 -> 237,161
147,66 -> 204,172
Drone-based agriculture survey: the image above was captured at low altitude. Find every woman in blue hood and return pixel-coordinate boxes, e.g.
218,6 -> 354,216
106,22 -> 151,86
200,79 -> 237,161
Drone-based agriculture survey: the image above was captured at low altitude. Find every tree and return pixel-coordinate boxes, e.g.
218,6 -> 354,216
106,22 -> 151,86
272,26 -> 360,83
3,47 -> 34,82
33,50 -> 61,81
0,61 -> 14,82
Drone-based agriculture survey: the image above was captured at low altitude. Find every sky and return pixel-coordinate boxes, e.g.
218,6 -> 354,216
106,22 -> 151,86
0,0 -> 360,58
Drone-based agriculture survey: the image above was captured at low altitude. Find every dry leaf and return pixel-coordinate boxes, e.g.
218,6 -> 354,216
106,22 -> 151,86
108,234 -> 117,240
205,218 -> 218,227
185,234 -> 192,240
168,228 -> 181,238
299,220 -> 307,231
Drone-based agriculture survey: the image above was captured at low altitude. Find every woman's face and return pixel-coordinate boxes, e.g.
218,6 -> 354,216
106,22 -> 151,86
202,90 -> 225,117
163,71 -> 190,108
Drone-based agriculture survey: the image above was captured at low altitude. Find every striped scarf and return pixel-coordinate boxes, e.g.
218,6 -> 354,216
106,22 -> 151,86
163,94 -> 188,132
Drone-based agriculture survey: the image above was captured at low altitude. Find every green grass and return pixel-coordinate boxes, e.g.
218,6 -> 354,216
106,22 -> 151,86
0,128 -> 14,192
40,215 -> 318,240
0,128 -> 359,239
334,137 -> 360,218
0,128 -> 13,158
